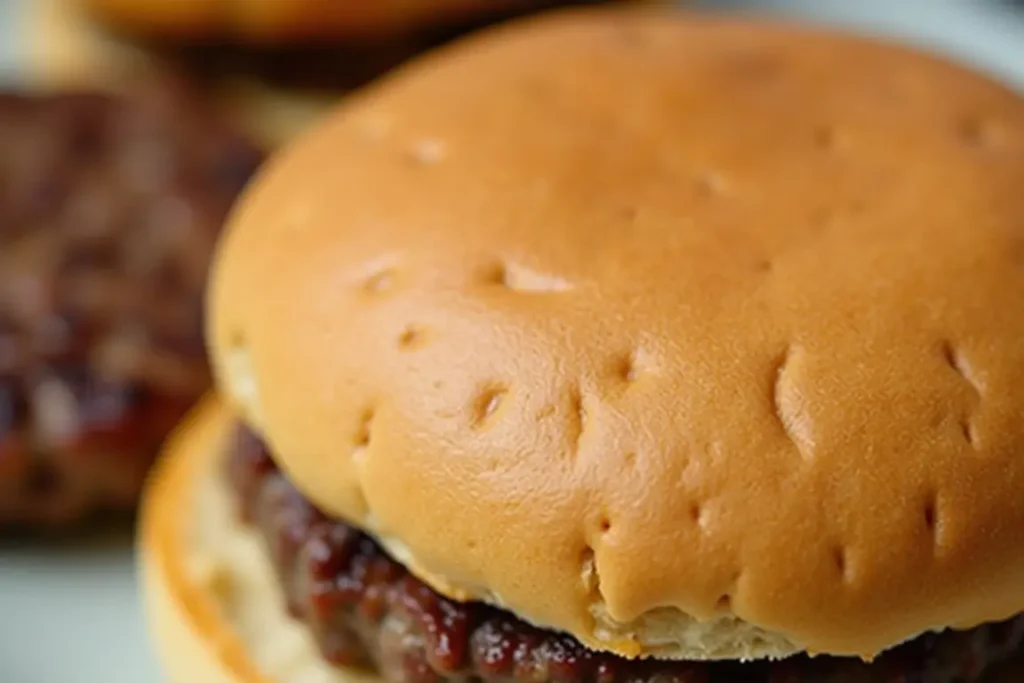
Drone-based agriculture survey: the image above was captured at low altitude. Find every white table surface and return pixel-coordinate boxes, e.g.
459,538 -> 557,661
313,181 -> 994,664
0,2 -> 1021,682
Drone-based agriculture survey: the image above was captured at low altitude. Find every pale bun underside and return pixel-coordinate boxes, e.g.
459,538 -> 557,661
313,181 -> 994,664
209,6 -> 1024,661
140,396 -> 378,683
25,0 -> 335,148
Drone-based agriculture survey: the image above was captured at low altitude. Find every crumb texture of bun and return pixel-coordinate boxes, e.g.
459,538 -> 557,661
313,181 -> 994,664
141,397 -> 375,683
208,7 -> 1024,661
80,0 -> 556,41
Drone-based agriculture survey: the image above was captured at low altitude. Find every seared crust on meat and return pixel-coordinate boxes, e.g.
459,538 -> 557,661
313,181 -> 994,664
0,84 -> 261,526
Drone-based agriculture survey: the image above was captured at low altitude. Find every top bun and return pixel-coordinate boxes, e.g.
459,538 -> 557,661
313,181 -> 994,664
208,7 -> 1024,662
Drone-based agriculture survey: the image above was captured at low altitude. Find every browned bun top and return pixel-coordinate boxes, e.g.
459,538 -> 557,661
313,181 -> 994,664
209,6 -> 1024,661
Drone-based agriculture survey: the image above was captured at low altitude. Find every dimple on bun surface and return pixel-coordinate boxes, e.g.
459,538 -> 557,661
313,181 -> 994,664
209,7 -> 1024,661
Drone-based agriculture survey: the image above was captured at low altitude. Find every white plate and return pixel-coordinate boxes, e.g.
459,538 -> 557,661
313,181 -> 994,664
0,532 -> 154,683
0,2 -> 1022,682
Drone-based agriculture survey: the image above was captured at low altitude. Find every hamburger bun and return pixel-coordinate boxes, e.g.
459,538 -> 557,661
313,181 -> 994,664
206,6 -> 1024,662
143,398 -> 1024,683
79,0 -> 569,43
25,0 -> 337,148
26,1 -> 663,148
141,396 -> 376,683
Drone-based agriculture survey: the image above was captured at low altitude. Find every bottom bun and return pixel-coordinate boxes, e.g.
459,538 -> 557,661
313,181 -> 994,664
140,396 -> 378,683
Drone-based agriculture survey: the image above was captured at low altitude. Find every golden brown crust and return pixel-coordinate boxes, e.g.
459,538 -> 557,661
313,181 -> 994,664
141,396 -> 375,682
209,6 -> 1024,660
140,397 -> 271,683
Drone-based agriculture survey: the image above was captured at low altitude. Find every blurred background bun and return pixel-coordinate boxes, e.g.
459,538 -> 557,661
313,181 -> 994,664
28,0 -> 662,147
80,0 -> 615,42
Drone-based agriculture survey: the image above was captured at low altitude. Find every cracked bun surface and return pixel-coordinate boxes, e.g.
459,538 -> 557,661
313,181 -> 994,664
208,7 -> 1024,662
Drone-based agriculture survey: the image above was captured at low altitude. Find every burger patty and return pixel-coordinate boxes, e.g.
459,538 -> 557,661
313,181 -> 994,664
0,86 -> 261,526
229,425 -> 1024,683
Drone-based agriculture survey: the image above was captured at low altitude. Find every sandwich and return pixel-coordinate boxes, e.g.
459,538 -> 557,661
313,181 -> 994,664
140,7 -> 1024,682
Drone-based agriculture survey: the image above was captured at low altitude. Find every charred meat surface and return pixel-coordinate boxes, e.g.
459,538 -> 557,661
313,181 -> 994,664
229,425 -> 1024,683
0,86 -> 261,526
